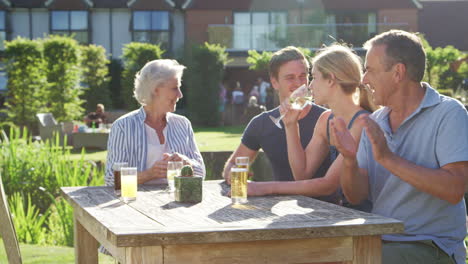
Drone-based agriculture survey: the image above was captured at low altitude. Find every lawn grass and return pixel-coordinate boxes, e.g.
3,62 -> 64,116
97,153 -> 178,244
193,125 -> 245,152
69,125 -> 245,162
0,239 -> 114,264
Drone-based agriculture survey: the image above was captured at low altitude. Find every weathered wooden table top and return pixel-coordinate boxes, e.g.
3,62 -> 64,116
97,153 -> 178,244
60,180 -> 403,247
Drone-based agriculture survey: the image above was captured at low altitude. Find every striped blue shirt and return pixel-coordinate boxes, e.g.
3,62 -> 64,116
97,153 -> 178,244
105,107 -> 205,185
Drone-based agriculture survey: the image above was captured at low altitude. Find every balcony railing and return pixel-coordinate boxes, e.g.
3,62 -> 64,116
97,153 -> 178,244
207,23 -> 410,51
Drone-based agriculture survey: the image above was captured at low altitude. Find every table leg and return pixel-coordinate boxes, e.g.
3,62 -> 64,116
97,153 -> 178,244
74,216 -> 99,264
344,235 -> 381,264
123,246 -> 163,264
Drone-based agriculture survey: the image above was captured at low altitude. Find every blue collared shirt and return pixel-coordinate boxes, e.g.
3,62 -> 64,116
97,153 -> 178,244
105,107 -> 205,184
357,83 -> 468,263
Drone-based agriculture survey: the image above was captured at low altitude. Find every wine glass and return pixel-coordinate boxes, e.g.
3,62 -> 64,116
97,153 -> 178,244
269,84 -> 313,129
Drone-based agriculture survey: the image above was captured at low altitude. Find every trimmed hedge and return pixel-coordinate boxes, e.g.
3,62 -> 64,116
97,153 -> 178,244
4,37 -> 48,129
121,42 -> 165,110
184,42 -> 229,126
80,44 -> 111,112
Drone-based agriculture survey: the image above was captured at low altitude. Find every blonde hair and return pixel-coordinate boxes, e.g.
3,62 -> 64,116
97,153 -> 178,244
133,59 -> 186,106
312,45 -> 378,112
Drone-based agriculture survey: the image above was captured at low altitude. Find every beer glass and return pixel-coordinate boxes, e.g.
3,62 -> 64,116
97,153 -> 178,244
231,167 -> 248,204
235,156 -> 249,170
167,161 -> 183,191
112,162 -> 128,196
121,167 -> 137,203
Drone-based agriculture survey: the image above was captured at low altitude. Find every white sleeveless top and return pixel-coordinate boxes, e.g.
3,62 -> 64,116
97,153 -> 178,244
145,123 -> 169,169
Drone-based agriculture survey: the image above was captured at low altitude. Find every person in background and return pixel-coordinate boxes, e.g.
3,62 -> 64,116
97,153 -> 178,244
249,84 -> 260,101
257,77 -> 270,106
84,103 -> 107,128
242,96 -> 266,124
105,59 -> 205,186
223,46 -> 331,185
248,45 -> 377,209
218,81 -> 228,125
331,30 -> 468,264
232,81 -> 245,125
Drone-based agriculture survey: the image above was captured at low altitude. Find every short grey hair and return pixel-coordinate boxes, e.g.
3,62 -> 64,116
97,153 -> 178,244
134,59 -> 186,106
363,30 -> 426,82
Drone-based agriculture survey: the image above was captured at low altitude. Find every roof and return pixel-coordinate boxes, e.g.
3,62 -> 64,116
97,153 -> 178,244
186,0 -> 252,10
187,0 -> 420,10
127,0 -> 173,9
323,0 -> 420,9
419,0 -> 468,50
93,0 -> 128,8
10,0 -> 45,8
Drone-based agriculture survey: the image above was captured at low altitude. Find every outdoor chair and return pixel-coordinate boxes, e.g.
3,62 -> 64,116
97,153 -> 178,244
36,113 -> 63,142
0,172 -> 22,264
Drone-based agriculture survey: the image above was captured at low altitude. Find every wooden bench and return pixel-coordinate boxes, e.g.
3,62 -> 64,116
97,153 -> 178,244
0,173 -> 22,264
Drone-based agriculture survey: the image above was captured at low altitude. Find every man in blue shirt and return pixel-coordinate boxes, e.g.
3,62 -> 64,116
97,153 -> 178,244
331,30 -> 468,263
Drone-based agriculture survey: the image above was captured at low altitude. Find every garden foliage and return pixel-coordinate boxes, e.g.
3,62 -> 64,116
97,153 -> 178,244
43,35 -> 84,122
422,36 -> 468,93
121,42 -> 165,110
3,38 -> 48,129
108,58 -> 125,109
184,42 -> 229,126
80,44 -> 111,112
0,127 -> 104,246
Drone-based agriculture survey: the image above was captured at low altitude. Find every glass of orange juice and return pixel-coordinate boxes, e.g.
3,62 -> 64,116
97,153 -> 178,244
121,167 -> 137,203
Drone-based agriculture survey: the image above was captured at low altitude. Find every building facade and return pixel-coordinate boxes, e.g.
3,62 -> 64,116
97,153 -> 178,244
4,0 -> 455,97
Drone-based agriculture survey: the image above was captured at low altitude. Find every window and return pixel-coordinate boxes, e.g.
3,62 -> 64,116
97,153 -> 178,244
233,12 -> 287,50
0,11 -> 6,50
327,11 -> 377,47
132,11 -> 170,50
51,11 -> 89,44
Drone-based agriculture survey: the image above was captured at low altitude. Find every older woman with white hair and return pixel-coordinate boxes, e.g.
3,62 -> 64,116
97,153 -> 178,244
105,59 -> 205,185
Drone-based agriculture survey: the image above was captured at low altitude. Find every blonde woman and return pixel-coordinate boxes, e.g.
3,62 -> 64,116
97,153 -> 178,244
248,45 -> 377,210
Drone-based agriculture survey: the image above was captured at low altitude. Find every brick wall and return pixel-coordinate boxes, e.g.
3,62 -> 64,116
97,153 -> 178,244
186,10 -> 232,45
378,9 -> 418,33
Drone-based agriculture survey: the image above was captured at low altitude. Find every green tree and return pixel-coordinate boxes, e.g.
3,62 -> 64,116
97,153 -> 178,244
184,42 -> 229,126
3,37 -> 48,129
80,44 -> 111,112
43,35 -> 83,122
121,42 -> 165,110
108,58 -> 125,109
422,35 -> 467,92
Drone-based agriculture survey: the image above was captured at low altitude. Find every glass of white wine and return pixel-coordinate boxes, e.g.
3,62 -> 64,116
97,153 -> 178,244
269,84 -> 313,129
167,161 -> 183,192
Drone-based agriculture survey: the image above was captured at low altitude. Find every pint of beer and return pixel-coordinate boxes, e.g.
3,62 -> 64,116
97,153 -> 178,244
231,167 -> 248,204
112,162 -> 128,196
235,156 -> 249,170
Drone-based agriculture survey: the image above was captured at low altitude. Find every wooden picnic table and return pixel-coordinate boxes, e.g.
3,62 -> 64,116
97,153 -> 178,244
60,180 -> 404,264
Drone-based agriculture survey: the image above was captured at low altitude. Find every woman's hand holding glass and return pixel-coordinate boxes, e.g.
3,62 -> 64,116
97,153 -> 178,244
269,84 -> 313,129
279,101 -> 302,128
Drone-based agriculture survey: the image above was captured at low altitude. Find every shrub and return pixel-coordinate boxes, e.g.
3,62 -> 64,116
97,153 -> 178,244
3,37 -> 48,130
184,42 -> 229,126
80,44 -> 111,112
108,58 -> 125,109
422,35 -> 467,92
0,126 -> 104,246
121,42 -> 165,110
8,192 -> 49,244
43,35 -> 84,122
438,89 -> 454,97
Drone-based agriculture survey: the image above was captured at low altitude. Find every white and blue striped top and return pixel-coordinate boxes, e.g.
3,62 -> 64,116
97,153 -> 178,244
105,107 -> 205,185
